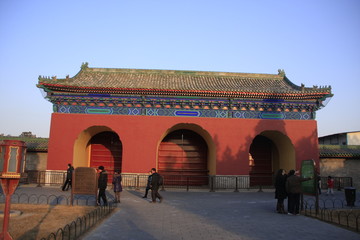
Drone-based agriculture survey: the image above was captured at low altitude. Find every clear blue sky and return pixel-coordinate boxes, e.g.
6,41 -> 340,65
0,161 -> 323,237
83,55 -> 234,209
1,0 -> 359,138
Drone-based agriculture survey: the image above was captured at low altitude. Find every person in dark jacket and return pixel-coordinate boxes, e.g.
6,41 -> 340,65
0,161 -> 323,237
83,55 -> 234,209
286,169 -> 312,215
112,169 -> 122,203
97,166 -> 108,206
274,169 -> 287,214
150,168 -> 163,203
142,171 -> 152,198
62,163 -> 74,191
316,170 -> 322,195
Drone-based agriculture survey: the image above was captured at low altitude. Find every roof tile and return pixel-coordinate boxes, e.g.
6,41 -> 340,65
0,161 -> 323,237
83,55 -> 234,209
38,65 -> 332,99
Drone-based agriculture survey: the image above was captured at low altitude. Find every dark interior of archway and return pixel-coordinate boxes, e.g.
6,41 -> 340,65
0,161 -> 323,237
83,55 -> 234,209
249,135 -> 273,186
158,129 -> 208,185
90,131 -> 122,180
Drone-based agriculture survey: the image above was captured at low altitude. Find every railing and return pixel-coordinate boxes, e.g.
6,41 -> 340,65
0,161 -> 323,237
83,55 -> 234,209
0,192 -> 117,206
41,204 -> 114,240
0,191 -> 116,240
23,171 -> 354,192
303,198 -> 360,232
319,176 -> 353,191
24,170 -> 66,186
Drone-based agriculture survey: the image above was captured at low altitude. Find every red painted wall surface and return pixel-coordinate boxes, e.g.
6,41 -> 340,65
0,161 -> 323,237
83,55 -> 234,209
47,113 -> 319,174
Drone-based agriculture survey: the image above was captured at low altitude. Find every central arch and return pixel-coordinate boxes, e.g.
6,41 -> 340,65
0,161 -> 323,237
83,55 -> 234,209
73,126 -> 123,181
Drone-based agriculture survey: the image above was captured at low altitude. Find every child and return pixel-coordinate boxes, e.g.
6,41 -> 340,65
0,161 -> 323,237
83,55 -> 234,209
112,170 -> 122,203
326,176 -> 334,195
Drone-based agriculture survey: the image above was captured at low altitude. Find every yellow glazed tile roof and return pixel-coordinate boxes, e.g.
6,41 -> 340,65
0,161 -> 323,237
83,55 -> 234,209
38,63 -> 332,100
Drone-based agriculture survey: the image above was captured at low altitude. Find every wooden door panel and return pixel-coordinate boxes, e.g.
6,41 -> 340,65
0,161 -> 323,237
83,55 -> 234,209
249,135 -> 273,186
90,132 -> 122,182
158,130 -> 208,185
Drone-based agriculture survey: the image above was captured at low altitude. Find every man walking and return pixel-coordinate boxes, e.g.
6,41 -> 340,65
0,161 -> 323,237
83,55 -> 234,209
97,166 -> 108,206
150,168 -> 163,203
62,163 -> 74,191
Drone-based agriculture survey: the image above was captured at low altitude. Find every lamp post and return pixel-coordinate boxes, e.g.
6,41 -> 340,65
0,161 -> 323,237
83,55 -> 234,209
0,140 -> 26,240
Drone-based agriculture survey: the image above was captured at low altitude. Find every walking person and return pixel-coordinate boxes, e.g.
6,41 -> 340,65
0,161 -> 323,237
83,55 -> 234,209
326,176 -> 334,195
112,169 -> 122,203
316,170 -> 322,195
143,171 -> 152,198
62,163 -> 74,191
286,170 -> 312,215
150,168 -> 163,203
97,166 -> 108,206
274,169 -> 287,214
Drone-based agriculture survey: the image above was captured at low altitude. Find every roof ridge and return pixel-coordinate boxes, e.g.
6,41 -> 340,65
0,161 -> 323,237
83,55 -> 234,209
82,66 -> 282,79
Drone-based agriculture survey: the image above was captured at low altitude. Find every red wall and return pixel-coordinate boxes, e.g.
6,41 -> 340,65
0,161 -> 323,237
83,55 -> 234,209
47,113 -> 319,175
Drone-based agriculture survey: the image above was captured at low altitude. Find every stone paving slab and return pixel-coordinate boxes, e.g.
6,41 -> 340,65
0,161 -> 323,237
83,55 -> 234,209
81,190 -> 360,240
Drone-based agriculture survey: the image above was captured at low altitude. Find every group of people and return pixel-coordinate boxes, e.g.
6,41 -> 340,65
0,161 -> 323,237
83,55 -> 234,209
97,166 -> 123,206
67,163 -> 339,211
61,163 -> 164,206
275,169 -> 335,215
274,169 -> 312,215
97,166 -> 163,205
61,164 -> 123,206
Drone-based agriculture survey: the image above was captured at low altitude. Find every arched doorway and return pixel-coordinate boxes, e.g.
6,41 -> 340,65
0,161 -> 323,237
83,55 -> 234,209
89,131 -> 122,180
249,131 -> 295,186
249,135 -> 277,186
158,129 -> 208,185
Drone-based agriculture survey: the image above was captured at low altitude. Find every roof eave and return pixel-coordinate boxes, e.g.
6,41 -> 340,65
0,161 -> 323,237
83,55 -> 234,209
40,83 -> 330,100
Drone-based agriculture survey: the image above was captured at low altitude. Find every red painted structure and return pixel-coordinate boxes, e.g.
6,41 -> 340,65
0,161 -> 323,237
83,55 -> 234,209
38,64 -> 332,182
47,113 -> 319,173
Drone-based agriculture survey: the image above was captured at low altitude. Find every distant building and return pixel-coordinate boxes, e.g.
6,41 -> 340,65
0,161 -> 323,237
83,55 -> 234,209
19,132 -> 37,138
319,131 -> 360,145
0,135 -> 48,171
319,131 -> 360,189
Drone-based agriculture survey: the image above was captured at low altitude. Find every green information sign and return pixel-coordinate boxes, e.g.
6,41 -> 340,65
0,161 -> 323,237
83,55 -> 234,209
301,159 -> 316,195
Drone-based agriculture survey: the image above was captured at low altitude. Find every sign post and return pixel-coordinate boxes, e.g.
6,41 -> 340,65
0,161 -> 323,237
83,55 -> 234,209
71,167 -> 98,206
301,159 -> 319,214
0,140 -> 27,240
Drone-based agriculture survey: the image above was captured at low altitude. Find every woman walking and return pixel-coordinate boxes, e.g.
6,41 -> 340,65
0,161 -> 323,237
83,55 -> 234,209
112,170 -> 122,203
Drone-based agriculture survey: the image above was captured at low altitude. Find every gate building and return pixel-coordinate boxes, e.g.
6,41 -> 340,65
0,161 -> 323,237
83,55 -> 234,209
37,63 -> 332,185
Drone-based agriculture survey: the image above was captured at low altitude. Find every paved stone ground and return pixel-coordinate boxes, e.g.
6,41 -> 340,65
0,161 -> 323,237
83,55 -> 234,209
4,185 -> 359,240
80,189 -> 360,240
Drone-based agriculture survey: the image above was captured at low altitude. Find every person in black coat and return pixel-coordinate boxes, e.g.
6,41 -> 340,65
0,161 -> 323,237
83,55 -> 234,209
150,168 -> 163,203
62,163 -> 74,191
274,169 -> 287,214
286,169 -> 312,215
97,166 -> 108,206
143,171 -> 152,198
